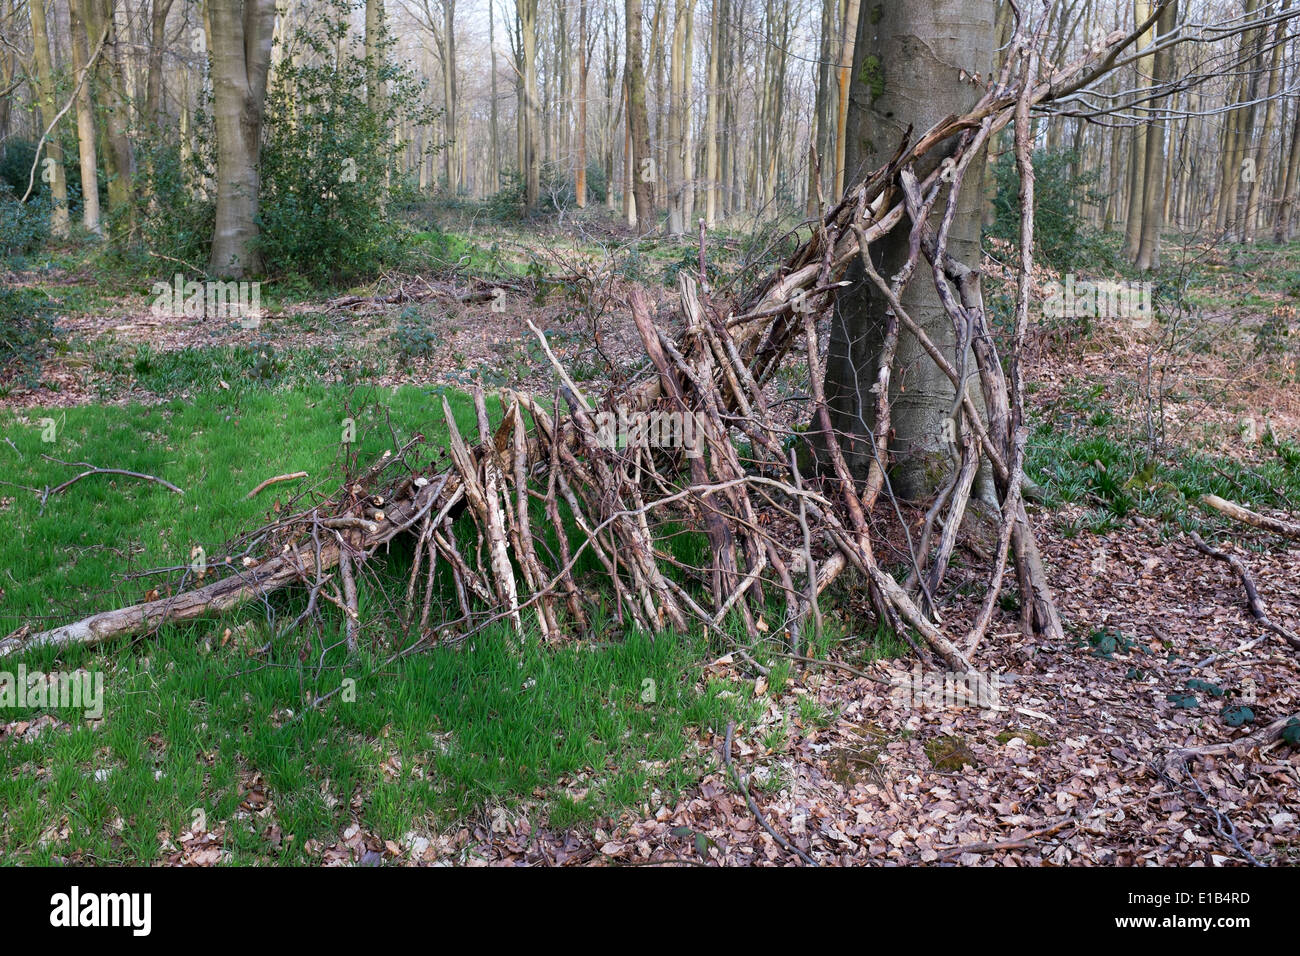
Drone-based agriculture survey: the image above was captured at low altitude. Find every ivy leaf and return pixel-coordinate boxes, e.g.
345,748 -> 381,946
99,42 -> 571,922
1222,705 -> 1255,727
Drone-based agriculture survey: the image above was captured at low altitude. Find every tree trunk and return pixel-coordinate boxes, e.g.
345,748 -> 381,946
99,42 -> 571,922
0,1 -> 12,143
1214,75 -> 1244,234
1135,0 -> 1178,270
808,0 -> 836,216
702,0 -> 723,224
666,0 -> 687,234
681,0 -> 694,226
83,0 -> 135,236
1243,0 -> 1288,243
441,0 -> 457,193
576,0 -> 590,207
823,0 -> 992,499
68,0 -> 102,235
1122,0 -> 1154,260
29,0 -> 71,239
207,0 -> 276,277
1233,0 -> 1268,237
603,6 -> 619,212
145,0 -> 176,126
489,0 -> 500,193
644,0 -> 662,210
832,0 -> 860,199
625,0 -> 655,229
518,0 -> 540,210
1274,95 -> 1300,241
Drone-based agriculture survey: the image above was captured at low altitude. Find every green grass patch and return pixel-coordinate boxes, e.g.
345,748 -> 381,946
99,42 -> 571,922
0,621 -> 738,864
0,385 -> 749,862
1027,411 -> 1300,537
1,384 -> 469,629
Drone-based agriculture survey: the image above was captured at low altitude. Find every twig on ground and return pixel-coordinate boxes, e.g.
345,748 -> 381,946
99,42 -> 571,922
936,815 -> 1078,859
246,472 -> 309,499
721,720 -> 818,866
40,457 -> 184,509
1190,531 -> 1300,651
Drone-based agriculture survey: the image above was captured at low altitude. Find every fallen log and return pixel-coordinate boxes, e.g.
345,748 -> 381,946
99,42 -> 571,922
1200,494 -> 1300,540
0,449 -> 454,658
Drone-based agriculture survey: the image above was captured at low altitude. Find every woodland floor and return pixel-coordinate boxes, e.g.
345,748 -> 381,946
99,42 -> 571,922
2,223 -> 1298,865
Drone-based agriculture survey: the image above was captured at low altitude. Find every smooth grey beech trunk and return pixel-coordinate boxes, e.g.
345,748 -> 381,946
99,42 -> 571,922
823,0 -> 994,500
207,0 -> 276,278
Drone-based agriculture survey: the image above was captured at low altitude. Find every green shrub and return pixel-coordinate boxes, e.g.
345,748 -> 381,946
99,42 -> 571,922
485,171 -> 527,221
988,148 -> 1104,272
0,136 -> 97,234
0,139 -> 39,197
132,129 -> 217,267
0,185 -> 50,261
582,160 -> 608,205
254,0 -> 437,283
0,286 -> 58,388
392,307 -> 442,362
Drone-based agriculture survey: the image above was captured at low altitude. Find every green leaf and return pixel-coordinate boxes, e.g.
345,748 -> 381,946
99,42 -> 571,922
1186,679 -> 1225,698
1222,705 -> 1255,727
1282,718 -> 1300,747
694,833 -> 715,860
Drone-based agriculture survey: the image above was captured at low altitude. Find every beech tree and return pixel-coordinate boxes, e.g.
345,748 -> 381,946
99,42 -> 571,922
625,0 -> 654,227
28,0 -> 70,238
207,0 -> 276,277
823,0 -> 994,499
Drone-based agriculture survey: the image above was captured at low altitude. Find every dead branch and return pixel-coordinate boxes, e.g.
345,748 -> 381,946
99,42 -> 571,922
936,815 -> 1079,859
41,457 -> 185,504
1189,532 -> 1300,651
1164,710 -> 1300,776
1200,494 -> 1300,540
246,472 -> 309,499
722,720 -> 818,866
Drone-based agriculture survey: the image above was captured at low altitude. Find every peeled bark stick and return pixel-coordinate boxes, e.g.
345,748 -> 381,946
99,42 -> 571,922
337,542 -> 360,652
1201,494 -> 1300,540
1189,532 -> 1300,651
245,471 -> 308,499
443,394 -> 521,634
0,538 -> 340,658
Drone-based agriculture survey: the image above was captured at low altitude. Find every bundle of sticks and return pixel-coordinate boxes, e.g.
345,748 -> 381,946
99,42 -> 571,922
6,21 -> 1164,668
